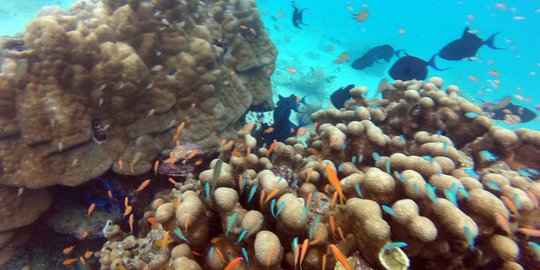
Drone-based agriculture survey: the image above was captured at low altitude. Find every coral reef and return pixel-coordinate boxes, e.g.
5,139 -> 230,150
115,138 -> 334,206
0,0 -> 277,188
96,78 -> 540,269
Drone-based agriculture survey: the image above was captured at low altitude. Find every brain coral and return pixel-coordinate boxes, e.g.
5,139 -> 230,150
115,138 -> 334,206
0,0 -> 276,188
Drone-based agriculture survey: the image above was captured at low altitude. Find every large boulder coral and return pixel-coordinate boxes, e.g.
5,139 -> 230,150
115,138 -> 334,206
0,0 -> 277,188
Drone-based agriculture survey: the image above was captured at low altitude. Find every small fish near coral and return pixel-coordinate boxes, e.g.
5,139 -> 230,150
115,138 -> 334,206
438,27 -> 504,60
291,1 -> 308,29
330,84 -> 355,109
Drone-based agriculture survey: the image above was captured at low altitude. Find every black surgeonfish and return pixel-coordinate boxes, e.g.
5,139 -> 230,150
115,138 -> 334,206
439,27 -> 503,60
351,44 -> 397,70
389,52 -> 446,81
292,1 -> 307,29
330,84 -> 355,108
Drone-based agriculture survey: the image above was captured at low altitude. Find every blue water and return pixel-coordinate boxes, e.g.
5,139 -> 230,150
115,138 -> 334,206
0,0 -> 539,130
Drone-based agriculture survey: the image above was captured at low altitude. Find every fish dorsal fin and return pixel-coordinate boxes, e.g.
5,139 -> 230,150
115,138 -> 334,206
462,27 -> 471,38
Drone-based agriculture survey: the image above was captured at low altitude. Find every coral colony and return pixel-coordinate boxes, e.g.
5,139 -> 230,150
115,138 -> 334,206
0,0 -> 539,269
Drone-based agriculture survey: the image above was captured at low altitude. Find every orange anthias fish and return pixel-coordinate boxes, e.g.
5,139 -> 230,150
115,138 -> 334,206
330,244 -> 351,270
334,52 -> 350,64
136,179 -> 151,192
325,166 -> 346,203
63,258 -> 77,265
353,9 -> 369,22
88,203 -> 96,217
224,257 -> 243,270
63,245 -> 76,254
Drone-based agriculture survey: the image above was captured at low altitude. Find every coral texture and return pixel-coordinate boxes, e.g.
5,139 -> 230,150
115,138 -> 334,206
97,78 -> 540,270
0,0 -> 276,188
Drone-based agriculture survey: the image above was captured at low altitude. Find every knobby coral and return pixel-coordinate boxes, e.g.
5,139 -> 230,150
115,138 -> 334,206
0,0 -> 277,188
96,78 -> 540,270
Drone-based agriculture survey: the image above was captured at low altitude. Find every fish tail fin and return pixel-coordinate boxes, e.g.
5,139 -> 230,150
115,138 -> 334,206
428,54 -> 449,71
394,49 -> 406,58
484,32 -> 504,50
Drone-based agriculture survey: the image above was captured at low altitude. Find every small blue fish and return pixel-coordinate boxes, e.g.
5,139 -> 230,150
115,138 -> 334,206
383,242 -> 408,250
425,183 -> 438,205
354,182 -> 363,198
174,227 -> 189,243
486,181 -> 501,191
226,212 -> 238,236
458,187 -> 471,201
412,182 -> 420,194
393,171 -> 406,184
312,191 -> 318,205
513,193 -> 522,210
301,206 -> 309,219
359,154 -> 364,162
352,155 -> 357,163
451,182 -> 458,193
236,229 -> 248,244
442,141 -> 449,153
516,169 -> 533,177
308,226 -> 313,240
464,112 -> 480,118
276,200 -> 286,217
318,200 -> 325,209
385,159 -> 391,174
242,247 -> 249,263
240,177 -> 247,194
444,189 -> 457,206
338,163 -> 344,172
422,155 -> 433,162
464,226 -> 475,250
209,246 -> 215,258
528,168 -> 540,175
437,130 -> 443,136
372,152 -> 381,161
293,179 -> 300,186
205,182 -> 211,200
292,237 -> 298,251
399,135 -> 405,142
528,242 -> 540,260
342,143 -> 347,151
212,159 -> 223,191
247,184 -> 258,203
314,215 -> 321,231
382,205 -> 397,218
479,150 -> 497,161
463,168 -> 479,178
270,199 -> 277,218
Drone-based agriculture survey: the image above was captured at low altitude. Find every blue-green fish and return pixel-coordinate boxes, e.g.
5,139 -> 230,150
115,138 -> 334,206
457,187 -> 471,201
276,200 -> 286,217
242,247 -> 249,263
270,199 -> 277,218
236,229 -> 248,244
425,183 -> 438,205
444,189 -> 457,206
442,141 -> 449,153
247,184 -> 258,203
479,150 -> 497,161
464,112 -> 480,118
486,181 -> 501,191
212,159 -> 223,191
354,182 -> 363,198
385,159 -> 391,174
225,212 -> 237,236
463,168 -> 479,178
464,226 -> 475,250
372,152 -> 381,161
383,242 -> 408,250
382,205 -> 397,218
528,242 -> 540,260
393,171 -> 406,184
513,193 -> 522,210
174,227 -> 189,243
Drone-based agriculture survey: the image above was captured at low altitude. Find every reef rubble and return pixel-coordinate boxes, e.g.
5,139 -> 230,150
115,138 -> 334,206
96,77 -> 540,270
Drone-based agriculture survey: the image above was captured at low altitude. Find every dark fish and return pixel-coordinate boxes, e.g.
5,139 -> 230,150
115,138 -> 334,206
330,84 -> 355,108
439,27 -> 503,60
485,103 -> 536,123
389,53 -> 446,81
292,1 -> 307,29
351,44 -> 396,70
260,94 -> 306,146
